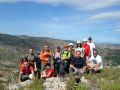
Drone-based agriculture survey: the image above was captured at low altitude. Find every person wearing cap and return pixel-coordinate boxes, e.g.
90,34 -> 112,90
75,40 -> 85,57
68,43 -> 75,69
87,37 -> 95,56
68,43 -> 74,49
82,39 -> 91,61
39,45 -> 53,72
68,43 -> 75,53
60,44 -> 71,76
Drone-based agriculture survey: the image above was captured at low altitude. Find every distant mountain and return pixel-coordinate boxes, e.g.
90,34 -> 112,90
1,33 -> 120,49
0,33 -> 120,65
0,33 -> 67,51
0,33 -> 120,88
96,43 -> 120,49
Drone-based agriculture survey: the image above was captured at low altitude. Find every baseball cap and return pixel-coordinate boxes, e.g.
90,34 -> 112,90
88,37 -> 92,40
77,40 -> 81,44
69,43 -> 74,46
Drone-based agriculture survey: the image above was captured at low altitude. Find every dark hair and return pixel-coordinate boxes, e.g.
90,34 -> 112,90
29,47 -> 33,50
76,43 -> 82,48
93,48 -> 98,53
24,59 -> 29,62
56,46 -> 60,52
88,37 -> 92,40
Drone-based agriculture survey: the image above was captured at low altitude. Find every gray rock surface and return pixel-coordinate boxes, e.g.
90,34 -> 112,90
43,77 -> 67,90
9,80 -> 33,90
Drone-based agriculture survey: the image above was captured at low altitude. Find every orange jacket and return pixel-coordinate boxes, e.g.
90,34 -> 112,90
39,50 -> 52,64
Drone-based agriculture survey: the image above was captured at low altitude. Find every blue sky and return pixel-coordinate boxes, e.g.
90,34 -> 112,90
0,0 -> 120,43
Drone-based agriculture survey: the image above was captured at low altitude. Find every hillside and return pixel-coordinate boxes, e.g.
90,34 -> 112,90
0,33 -> 120,89
0,33 -> 67,89
0,33 -> 120,66
0,33 -> 67,50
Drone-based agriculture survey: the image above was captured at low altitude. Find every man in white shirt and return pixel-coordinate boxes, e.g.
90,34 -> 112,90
87,37 -> 95,57
87,49 -> 103,73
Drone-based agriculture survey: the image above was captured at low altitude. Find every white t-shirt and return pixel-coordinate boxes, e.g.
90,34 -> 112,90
75,47 -> 85,57
87,42 -> 95,56
89,55 -> 103,69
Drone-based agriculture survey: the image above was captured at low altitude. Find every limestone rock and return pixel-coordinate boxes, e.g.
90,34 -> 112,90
43,77 -> 67,90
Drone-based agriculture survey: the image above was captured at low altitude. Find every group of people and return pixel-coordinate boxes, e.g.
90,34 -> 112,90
18,37 -> 103,82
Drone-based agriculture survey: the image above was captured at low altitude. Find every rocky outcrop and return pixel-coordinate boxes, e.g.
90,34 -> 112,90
43,77 -> 67,90
9,80 -> 33,90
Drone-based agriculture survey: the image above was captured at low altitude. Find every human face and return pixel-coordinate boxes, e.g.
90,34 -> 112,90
93,51 -> 98,57
64,47 -> 68,51
77,43 -> 80,47
83,41 -> 87,45
29,48 -> 33,55
44,46 -> 49,51
76,51 -> 81,58
56,48 -> 60,52
88,39 -> 92,43
24,62 -> 29,68
69,45 -> 73,49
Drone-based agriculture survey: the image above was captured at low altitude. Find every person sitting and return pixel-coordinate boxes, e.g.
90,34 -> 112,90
19,56 -> 26,69
41,64 -> 54,79
19,60 -> 34,82
86,49 -> 103,73
69,50 -> 86,75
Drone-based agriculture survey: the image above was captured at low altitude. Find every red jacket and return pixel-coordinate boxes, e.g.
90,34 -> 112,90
82,44 -> 90,57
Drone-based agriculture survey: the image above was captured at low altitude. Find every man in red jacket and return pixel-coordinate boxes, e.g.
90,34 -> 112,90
19,60 -> 34,82
41,64 -> 54,79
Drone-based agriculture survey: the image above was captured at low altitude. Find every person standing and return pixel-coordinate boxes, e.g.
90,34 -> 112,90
82,39 -> 90,61
39,45 -> 52,72
26,48 -> 37,72
75,40 -> 85,57
35,52 -> 41,79
87,37 -> 95,57
53,46 -> 61,76
60,44 -> 71,76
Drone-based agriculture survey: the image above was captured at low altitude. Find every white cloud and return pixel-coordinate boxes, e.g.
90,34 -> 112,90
89,11 -> 120,20
0,0 -> 120,11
